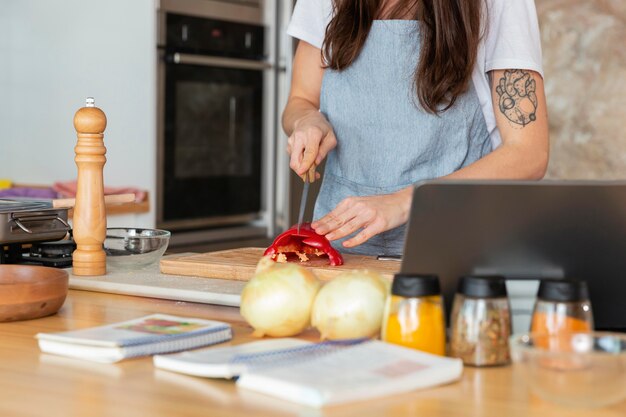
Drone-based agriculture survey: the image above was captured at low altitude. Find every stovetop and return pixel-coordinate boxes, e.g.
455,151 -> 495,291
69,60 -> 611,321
0,239 -> 76,268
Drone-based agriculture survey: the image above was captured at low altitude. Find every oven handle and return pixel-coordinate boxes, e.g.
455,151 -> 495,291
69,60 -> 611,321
170,53 -> 273,71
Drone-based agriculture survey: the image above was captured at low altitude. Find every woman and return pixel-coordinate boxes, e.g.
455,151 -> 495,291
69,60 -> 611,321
284,0 -> 549,256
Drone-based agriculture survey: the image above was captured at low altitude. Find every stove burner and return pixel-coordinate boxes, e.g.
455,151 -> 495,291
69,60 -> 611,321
1,239 -> 76,268
30,240 -> 76,259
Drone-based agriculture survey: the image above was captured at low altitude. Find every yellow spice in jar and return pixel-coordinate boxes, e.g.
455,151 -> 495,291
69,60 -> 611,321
382,295 -> 446,356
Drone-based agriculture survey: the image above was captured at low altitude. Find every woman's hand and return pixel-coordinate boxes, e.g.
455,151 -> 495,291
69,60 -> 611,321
312,187 -> 413,248
286,111 -> 337,178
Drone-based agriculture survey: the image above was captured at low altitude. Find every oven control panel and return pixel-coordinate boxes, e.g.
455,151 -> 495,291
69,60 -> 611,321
166,13 -> 264,60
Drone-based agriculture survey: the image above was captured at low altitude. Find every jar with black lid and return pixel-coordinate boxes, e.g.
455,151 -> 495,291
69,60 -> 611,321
381,274 -> 446,356
450,276 -> 512,366
530,279 -> 593,337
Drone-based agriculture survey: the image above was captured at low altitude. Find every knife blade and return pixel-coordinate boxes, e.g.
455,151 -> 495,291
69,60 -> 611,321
296,164 -> 316,234
297,175 -> 310,235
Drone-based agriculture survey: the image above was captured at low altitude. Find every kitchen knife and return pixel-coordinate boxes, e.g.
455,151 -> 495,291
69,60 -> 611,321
376,255 -> 402,262
297,165 -> 316,234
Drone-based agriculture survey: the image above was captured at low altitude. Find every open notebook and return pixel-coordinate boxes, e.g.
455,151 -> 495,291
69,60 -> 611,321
154,338 -> 311,379
155,338 -> 463,407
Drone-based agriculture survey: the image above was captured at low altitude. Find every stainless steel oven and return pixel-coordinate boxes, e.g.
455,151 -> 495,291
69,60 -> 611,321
157,1 -> 273,240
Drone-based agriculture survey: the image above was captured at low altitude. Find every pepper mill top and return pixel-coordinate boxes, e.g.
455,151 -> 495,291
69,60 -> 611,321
73,97 -> 107,134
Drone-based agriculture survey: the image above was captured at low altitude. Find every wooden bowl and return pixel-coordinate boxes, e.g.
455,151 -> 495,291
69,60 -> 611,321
0,265 -> 69,322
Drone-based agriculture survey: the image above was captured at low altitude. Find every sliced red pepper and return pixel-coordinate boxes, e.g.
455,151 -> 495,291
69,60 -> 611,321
264,223 -> 344,266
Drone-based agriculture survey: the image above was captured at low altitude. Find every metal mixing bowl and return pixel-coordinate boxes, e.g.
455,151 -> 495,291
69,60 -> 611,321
104,228 -> 171,270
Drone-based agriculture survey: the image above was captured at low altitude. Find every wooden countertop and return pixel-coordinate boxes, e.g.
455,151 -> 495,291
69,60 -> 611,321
0,290 -> 623,417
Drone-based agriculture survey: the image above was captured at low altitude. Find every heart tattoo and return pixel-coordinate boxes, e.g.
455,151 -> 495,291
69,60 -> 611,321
496,69 -> 538,127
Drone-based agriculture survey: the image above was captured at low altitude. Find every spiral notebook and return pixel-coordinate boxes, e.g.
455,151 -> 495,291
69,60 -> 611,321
36,314 -> 232,363
155,339 -> 463,407
154,338 -> 362,379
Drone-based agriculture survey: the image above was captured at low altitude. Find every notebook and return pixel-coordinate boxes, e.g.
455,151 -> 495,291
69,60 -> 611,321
154,338 -> 312,379
155,338 -> 463,407
36,314 -> 232,363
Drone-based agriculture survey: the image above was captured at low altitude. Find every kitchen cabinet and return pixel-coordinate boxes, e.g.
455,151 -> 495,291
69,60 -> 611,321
0,290 -> 623,416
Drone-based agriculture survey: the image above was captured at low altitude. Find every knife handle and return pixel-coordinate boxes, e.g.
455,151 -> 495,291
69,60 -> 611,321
300,164 -> 317,183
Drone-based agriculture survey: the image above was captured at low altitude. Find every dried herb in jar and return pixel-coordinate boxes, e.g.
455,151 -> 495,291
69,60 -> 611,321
450,305 -> 511,366
450,276 -> 512,366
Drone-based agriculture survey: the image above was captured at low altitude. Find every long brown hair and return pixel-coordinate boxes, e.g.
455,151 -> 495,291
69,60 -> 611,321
322,0 -> 483,113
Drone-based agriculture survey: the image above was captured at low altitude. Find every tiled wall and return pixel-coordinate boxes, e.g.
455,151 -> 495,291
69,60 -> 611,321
537,0 -> 626,179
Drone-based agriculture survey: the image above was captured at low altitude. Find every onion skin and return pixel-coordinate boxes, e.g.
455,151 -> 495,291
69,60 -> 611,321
241,257 -> 321,337
311,270 -> 390,340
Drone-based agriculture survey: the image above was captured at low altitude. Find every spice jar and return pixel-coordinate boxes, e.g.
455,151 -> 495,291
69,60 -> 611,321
381,274 -> 446,356
530,279 -> 593,348
449,276 -> 512,366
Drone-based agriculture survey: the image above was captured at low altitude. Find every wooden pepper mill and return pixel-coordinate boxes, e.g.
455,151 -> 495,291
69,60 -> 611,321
72,97 -> 107,276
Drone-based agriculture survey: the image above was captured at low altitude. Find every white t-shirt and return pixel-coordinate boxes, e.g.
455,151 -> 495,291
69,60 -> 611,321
286,0 -> 543,149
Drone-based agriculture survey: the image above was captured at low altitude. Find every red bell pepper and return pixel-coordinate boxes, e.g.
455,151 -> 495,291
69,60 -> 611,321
264,223 -> 344,266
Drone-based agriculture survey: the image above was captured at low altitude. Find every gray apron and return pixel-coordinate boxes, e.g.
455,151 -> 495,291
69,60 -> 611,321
316,20 -> 492,256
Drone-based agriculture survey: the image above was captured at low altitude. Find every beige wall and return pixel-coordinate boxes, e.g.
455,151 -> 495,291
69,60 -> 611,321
537,0 -> 626,179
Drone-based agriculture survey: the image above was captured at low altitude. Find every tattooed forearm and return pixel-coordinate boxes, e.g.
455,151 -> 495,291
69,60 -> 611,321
495,69 -> 538,127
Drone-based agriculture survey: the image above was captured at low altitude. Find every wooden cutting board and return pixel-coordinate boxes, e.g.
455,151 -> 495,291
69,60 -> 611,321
160,247 -> 401,282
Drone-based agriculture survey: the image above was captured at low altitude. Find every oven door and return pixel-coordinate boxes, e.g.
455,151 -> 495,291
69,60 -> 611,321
159,53 -> 268,229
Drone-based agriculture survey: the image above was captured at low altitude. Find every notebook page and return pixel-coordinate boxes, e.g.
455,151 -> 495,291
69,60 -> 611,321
154,338 -> 311,378
237,341 -> 463,407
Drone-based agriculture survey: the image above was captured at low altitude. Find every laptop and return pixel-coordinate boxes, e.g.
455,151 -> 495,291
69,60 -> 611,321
400,180 -> 626,331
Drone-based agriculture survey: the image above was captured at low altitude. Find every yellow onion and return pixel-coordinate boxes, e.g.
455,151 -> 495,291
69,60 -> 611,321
240,257 -> 321,337
311,270 -> 390,340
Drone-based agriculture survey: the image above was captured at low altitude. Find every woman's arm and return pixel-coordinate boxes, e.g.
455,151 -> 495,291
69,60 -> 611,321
444,69 -> 549,180
313,69 -> 549,247
283,41 -> 337,178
